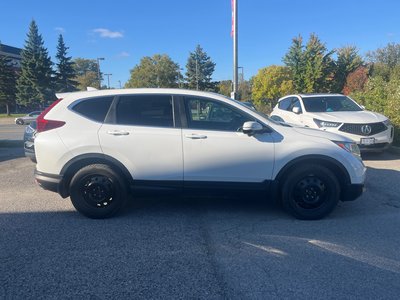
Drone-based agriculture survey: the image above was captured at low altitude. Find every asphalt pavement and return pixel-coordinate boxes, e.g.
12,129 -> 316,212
0,122 -> 25,141
0,148 -> 399,299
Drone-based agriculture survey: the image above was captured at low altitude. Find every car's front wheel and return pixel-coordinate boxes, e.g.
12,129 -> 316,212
69,164 -> 127,219
281,164 -> 340,220
16,118 -> 24,125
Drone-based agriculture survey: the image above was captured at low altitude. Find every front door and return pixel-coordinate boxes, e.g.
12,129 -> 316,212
182,97 -> 275,184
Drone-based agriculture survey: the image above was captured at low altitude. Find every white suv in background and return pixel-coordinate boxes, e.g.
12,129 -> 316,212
34,89 -> 366,220
270,94 -> 394,152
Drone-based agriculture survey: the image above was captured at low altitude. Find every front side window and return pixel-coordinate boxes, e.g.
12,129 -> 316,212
290,98 -> 302,113
116,95 -> 174,127
185,97 -> 254,131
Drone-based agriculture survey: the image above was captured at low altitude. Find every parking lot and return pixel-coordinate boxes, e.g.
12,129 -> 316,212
1,122 -> 400,299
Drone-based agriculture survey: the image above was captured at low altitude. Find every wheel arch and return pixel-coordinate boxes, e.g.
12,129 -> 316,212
58,153 -> 134,198
275,155 -> 351,199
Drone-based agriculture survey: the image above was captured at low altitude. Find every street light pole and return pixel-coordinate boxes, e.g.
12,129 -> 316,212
96,57 -> 105,89
104,73 -> 112,89
232,0 -> 238,99
118,80 -> 122,89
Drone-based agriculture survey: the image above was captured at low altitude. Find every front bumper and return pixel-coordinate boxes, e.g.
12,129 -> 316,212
325,125 -> 394,152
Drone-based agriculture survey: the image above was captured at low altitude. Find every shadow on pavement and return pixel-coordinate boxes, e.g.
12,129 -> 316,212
0,146 -> 25,162
362,151 -> 399,161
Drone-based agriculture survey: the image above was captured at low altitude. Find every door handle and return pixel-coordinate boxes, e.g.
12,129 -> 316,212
107,130 -> 130,136
185,134 -> 207,139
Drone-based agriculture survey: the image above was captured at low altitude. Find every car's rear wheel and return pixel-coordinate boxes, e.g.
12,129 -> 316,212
69,164 -> 127,219
281,164 -> 340,220
16,119 -> 24,125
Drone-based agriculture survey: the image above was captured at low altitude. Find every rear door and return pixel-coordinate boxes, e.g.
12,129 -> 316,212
98,94 -> 183,182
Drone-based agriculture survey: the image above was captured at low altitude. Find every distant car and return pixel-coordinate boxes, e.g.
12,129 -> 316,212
270,94 -> 394,152
15,111 -> 42,125
23,121 -> 37,162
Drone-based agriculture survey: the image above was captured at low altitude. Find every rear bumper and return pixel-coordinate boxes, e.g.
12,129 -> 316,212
341,184 -> 364,201
34,169 -> 63,194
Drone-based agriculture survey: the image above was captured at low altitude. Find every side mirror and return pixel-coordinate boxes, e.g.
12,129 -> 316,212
292,107 -> 301,114
242,121 -> 263,136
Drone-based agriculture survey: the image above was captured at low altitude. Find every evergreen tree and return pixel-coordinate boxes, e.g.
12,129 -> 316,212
303,34 -> 335,93
16,20 -> 54,108
55,34 -> 78,92
283,35 -> 306,92
185,45 -> 216,91
332,46 -> 363,93
0,45 -> 17,115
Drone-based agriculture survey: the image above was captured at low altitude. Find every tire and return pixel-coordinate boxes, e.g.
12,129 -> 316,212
69,164 -> 128,219
281,164 -> 340,220
16,119 -> 24,125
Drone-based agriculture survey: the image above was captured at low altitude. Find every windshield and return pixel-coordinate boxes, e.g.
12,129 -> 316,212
302,96 -> 362,112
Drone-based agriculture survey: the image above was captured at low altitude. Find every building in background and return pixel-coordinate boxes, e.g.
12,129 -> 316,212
0,43 -> 22,71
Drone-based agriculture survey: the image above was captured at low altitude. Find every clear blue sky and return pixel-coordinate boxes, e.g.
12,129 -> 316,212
1,0 -> 400,88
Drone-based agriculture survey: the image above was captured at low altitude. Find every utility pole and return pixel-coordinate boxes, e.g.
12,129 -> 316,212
96,57 -> 105,89
232,0 -> 238,99
104,73 -> 112,89
118,80 -> 122,88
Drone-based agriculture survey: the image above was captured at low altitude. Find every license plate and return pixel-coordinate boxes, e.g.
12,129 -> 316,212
360,137 -> 375,145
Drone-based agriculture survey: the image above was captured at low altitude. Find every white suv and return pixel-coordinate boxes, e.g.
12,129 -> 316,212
34,89 -> 366,220
270,94 -> 394,152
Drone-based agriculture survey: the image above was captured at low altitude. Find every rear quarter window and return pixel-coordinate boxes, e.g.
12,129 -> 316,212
71,96 -> 114,122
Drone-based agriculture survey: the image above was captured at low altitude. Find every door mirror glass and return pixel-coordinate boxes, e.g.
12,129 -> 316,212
242,121 -> 263,136
292,107 -> 301,114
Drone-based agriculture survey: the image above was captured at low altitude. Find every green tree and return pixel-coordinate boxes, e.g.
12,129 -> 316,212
303,33 -> 335,93
73,58 -> 100,90
0,46 -> 17,115
252,65 -> 294,109
125,54 -> 180,88
367,43 -> 400,80
185,45 -> 216,90
217,80 -> 232,97
332,46 -> 363,93
283,35 -> 305,92
16,20 -> 54,108
55,34 -> 78,92
284,34 -> 335,93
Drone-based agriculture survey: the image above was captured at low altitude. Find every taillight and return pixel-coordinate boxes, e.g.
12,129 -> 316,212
37,99 -> 65,133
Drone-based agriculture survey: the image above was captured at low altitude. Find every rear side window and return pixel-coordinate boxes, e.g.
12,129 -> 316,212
72,97 -> 114,122
116,95 -> 174,127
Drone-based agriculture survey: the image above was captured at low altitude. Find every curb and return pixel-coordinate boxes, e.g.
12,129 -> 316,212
388,145 -> 400,156
0,140 -> 24,148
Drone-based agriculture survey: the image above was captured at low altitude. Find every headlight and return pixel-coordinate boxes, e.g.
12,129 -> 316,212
333,141 -> 361,158
313,118 -> 341,128
383,119 -> 391,127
